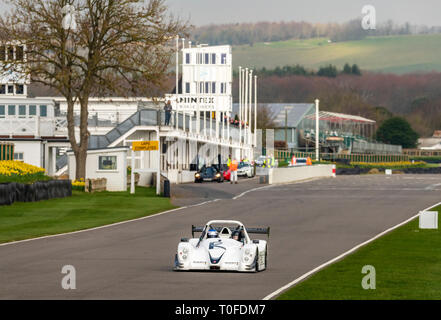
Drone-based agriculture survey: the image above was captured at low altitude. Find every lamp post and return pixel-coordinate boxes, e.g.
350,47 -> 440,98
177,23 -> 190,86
315,99 -> 320,161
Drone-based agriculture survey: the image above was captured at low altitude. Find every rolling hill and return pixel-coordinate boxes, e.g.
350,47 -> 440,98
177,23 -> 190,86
232,34 -> 441,74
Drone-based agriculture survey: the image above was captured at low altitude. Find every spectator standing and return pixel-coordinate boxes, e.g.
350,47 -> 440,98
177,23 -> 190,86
164,100 -> 172,126
230,157 -> 239,184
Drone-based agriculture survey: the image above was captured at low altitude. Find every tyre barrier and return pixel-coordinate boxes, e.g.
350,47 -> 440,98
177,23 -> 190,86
0,180 -> 72,206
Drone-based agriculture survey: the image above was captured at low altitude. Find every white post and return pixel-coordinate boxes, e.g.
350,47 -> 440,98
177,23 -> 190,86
238,66 -> 242,145
175,35 -> 179,111
249,69 -> 253,145
130,148 -> 135,194
210,111 -> 213,138
196,105 -> 200,134
215,111 -> 219,140
156,129 -> 161,195
222,112 -> 225,140
254,75 -> 257,147
315,99 -> 320,161
203,111 -> 206,136
227,115 -> 230,140
244,68 -> 249,146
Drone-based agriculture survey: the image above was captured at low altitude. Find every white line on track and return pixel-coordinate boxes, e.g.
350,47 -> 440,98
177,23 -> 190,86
262,201 -> 441,300
0,200 -> 222,248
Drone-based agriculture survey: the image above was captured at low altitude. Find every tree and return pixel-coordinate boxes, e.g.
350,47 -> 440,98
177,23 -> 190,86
351,64 -> 361,75
375,117 -> 419,148
317,65 -> 338,78
342,63 -> 352,74
0,0 -> 188,179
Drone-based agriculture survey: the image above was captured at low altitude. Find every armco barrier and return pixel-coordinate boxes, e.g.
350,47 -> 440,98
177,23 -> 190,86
269,165 -> 334,185
0,180 -> 72,206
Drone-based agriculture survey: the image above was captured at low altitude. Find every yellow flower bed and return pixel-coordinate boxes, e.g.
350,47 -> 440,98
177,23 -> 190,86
72,179 -> 85,187
0,160 -> 45,177
351,161 -> 426,168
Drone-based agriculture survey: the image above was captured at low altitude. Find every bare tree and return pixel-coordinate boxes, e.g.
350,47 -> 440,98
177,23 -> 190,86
254,104 -> 276,129
0,0 -> 189,179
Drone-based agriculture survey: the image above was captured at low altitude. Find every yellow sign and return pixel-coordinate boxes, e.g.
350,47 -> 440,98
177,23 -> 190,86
132,141 -> 159,151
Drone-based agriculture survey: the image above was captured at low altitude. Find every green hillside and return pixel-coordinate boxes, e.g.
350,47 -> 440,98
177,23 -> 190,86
232,34 -> 441,74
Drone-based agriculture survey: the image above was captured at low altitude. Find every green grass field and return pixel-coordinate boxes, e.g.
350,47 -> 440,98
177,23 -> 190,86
0,187 -> 176,244
278,206 -> 441,299
233,34 -> 441,74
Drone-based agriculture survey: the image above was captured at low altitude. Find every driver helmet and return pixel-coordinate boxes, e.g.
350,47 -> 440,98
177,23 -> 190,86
232,231 -> 240,241
207,229 -> 219,239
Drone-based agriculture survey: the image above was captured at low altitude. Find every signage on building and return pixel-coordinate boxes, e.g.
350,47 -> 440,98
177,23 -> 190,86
132,141 -> 159,151
165,94 -> 231,112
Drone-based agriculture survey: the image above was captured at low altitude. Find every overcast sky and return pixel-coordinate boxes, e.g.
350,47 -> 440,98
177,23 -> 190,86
166,0 -> 439,27
0,1 -> 438,27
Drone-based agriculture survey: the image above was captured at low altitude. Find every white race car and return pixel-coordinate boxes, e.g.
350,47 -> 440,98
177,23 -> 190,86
173,220 -> 269,272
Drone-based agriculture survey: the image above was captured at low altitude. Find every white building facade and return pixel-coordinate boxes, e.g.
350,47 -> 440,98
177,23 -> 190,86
1,42 -> 256,186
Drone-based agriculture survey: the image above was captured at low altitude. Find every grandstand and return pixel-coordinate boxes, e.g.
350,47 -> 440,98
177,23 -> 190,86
269,104 -> 402,155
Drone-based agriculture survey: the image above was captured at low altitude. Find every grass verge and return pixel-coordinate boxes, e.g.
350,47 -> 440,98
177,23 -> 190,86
0,187 -> 176,244
278,206 -> 441,299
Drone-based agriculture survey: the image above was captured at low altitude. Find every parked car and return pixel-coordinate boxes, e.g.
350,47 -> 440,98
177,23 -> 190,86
237,162 -> 255,178
195,166 -> 224,183
223,169 -> 231,181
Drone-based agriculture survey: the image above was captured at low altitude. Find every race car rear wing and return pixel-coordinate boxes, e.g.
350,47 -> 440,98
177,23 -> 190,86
192,225 -> 270,238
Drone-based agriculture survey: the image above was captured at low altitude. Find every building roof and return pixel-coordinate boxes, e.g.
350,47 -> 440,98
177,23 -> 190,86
303,111 -> 376,124
272,104 -> 315,128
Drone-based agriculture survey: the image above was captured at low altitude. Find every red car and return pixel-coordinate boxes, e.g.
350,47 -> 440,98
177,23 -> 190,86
223,169 -> 231,181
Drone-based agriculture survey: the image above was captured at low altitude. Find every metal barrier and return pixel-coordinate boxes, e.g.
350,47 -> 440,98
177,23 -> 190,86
0,142 -> 14,161
275,150 -> 409,163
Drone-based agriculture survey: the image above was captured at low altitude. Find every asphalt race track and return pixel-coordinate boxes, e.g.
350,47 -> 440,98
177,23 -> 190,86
1,174 -> 441,299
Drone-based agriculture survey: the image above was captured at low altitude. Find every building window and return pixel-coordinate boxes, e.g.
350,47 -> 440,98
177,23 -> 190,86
211,53 -> 216,64
19,105 -> 26,118
221,53 -> 227,64
185,82 -> 190,94
16,46 -> 24,61
204,53 -> 209,64
40,105 -> 47,117
7,46 -> 14,60
0,46 -> 5,61
99,156 -> 117,170
221,83 -> 226,94
205,82 -> 209,93
196,53 -> 203,64
0,85 -> 5,94
14,152 -> 24,162
8,105 -> 16,116
7,85 -> 13,94
29,105 -> 36,116
0,105 -> 5,118
185,53 -> 190,64
16,84 -> 24,95
212,82 -> 216,94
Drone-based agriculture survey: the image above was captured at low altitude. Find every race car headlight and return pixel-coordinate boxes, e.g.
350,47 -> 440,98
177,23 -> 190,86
245,248 -> 251,255
244,256 -> 249,262
216,173 -> 221,177
182,247 -> 189,254
182,255 -> 187,260
195,173 -> 200,178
